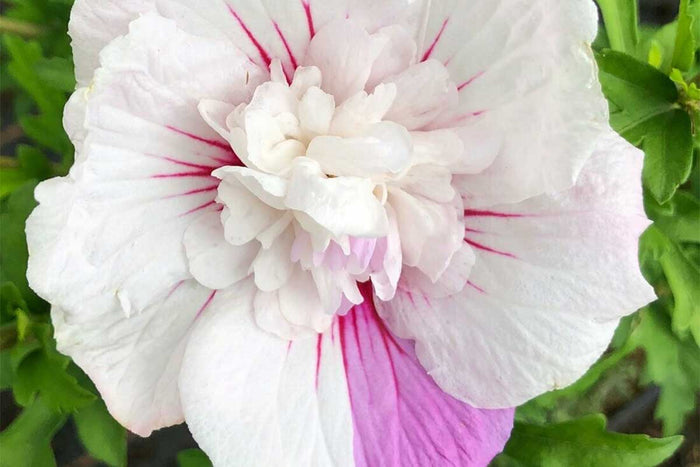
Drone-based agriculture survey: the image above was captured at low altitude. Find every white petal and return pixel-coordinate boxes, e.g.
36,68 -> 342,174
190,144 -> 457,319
384,60 -> 458,130
378,131 -> 656,407
298,86 -> 336,136
388,187 -> 464,281
184,211 -> 258,290
425,0 -> 607,204
180,281 -> 354,466
370,206 -> 403,301
179,281 -> 514,466
51,280 -> 214,436
252,227 -> 295,292
307,122 -> 412,177
285,158 -> 389,238
303,19 -> 383,103
217,178 -> 281,246
329,83 -> 397,137
366,25 -> 417,89
398,244 -> 475,298
69,0 -> 154,86
215,165 -> 288,210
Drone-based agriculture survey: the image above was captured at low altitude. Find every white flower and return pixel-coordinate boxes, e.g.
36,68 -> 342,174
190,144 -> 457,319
27,0 -> 655,465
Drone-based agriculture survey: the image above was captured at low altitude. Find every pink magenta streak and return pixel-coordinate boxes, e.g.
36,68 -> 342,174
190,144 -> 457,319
458,71 -> 484,91
421,19 -> 449,62
157,156 -> 219,171
464,208 -> 525,218
467,281 -> 486,294
337,282 -> 515,466
315,334 -> 323,388
168,185 -> 218,199
196,291 -> 217,319
302,1 -> 315,38
166,126 -> 233,152
465,238 -> 516,259
274,22 -> 298,70
464,227 -> 486,234
181,200 -> 217,217
228,7 -> 272,66
153,171 -> 213,179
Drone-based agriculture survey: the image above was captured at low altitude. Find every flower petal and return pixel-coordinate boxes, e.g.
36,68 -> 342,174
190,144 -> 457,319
285,158 -> 389,238
179,281 -> 513,466
378,130 -> 657,407
52,280 -> 215,436
69,0 -> 154,86
28,14 -> 257,316
303,19 -> 383,103
184,211 -> 259,290
427,0 -> 607,204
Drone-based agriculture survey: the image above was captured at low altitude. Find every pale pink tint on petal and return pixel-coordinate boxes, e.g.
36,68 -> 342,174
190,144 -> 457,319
339,283 -> 514,466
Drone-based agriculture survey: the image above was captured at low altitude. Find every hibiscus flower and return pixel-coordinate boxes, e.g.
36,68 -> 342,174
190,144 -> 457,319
26,0 -> 655,465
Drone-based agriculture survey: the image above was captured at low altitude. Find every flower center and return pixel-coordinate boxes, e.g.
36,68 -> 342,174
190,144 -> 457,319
191,25 -> 469,335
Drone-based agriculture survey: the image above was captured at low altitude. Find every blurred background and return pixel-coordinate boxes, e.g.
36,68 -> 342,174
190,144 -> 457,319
0,0 -> 697,466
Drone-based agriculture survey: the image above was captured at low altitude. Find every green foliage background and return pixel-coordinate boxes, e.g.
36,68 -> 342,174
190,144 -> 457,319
0,0 -> 698,466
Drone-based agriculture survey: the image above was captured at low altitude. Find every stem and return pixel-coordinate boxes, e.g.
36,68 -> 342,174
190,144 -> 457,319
596,0 -> 640,55
0,17 -> 44,38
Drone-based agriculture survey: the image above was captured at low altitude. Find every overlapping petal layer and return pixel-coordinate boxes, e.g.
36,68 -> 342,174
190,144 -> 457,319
179,281 -> 513,466
378,131 -> 656,407
25,0 -> 655,465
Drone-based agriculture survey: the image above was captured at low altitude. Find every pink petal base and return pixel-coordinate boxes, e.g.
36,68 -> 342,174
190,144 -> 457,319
335,282 -> 514,466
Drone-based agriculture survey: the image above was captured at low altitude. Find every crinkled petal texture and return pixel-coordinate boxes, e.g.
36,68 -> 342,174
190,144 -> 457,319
26,0 -> 654,464
179,282 -> 514,466
379,131 -> 656,407
27,13 -> 260,434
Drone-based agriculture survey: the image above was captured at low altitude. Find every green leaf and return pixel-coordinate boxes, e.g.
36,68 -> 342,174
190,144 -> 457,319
646,189 -> 700,243
672,0 -> 697,72
34,56 -> 75,92
633,110 -> 694,204
3,34 -> 64,118
640,226 -> 700,344
492,414 -> 683,467
0,398 -> 66,467
597,50 -> 693,203
632,307 -> 700,435
0,181 -> 47,313
13,348 -> 96,412
74,400 -> 127,467
177,449 -> 214,467
0,350 -> 14,389
3,34 -> 73,158
595,0 -> 640,55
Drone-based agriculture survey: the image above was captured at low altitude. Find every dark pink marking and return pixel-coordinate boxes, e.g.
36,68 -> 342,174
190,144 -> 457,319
228,7 -> 272,66
287,341 -> 294,354
274,22 -> 298,70
196,291 -> 217,319
466,281 -> 486,294
167,185 -> 218,199
153,171 -> 213,179
181,200 -> 217,217
464,227 -> 486,234
457,71 -> 485,91
465,238 -> 516,259
157,156 -> 219,171
421,19 -> 449,62
166,281 -> 185,299
315,334 -> 323,388
302,1 -> 315,38
464,209 -> 525,218
336,282 -> 514,466
166,126 -> 234,152
207,155 -> 243,167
